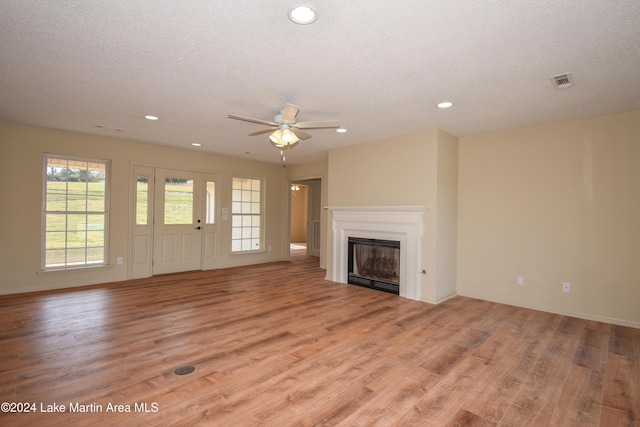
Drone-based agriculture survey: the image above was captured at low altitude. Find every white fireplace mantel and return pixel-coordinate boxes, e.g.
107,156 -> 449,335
327,206 -> 427,300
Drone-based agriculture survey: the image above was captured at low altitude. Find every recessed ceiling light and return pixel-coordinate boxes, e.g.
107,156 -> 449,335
191,143 -> 201,147
288,5 -> 317,24
336,128 -> 347,133
436,101 -> 454,109
144,115 -> 159,120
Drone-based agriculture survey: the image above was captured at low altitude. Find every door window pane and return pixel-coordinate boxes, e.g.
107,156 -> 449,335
164,178 -> 193,225
136,175 -> 149,225
206,181 -> 215,224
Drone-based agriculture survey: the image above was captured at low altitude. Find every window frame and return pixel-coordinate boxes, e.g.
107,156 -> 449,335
42,154 -> 110,271
231,176 -> 264,253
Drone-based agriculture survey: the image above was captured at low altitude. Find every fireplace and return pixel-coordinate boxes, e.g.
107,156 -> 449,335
348,237 -> 400,294
328,206 -> 425,300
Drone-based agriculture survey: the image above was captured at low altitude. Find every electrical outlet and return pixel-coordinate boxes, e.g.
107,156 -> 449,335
117,257 -> 123,265
562,281 -> 571,293
517,276 -> 524,286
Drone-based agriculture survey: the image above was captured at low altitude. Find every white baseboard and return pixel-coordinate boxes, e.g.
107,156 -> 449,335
457,291 -> 640,329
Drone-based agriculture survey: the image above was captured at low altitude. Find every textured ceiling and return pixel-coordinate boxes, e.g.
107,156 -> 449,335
1,0 -> 639,165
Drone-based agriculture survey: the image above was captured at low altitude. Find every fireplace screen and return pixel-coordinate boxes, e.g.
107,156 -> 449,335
348,237 -> 400,294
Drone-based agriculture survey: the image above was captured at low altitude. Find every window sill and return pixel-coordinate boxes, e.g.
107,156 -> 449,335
37,264 -> 114,276
230,250 -> 265,256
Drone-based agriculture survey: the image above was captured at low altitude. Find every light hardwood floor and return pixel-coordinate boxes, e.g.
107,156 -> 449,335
1,252 -> 638,426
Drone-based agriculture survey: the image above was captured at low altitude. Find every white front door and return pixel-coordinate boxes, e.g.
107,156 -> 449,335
153,168 -> 203,274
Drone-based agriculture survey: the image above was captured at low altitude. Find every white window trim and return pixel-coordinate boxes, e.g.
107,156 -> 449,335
42,154 -> 111,271
231,175 -> 264,253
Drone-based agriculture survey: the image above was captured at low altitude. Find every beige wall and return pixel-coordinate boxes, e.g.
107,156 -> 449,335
0,122 -> 288,295
4,109 -> 637,326
327,130 -> 436,207
457,111 -> 640,327
435,129 -> 459,301
327,129 -> 458,303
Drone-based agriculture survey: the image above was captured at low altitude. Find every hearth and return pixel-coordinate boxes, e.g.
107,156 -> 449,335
348,237 -> 400,294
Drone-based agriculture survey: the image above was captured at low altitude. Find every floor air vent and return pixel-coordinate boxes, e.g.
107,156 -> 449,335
551,72 -> 573,89
174,365 -> 195,375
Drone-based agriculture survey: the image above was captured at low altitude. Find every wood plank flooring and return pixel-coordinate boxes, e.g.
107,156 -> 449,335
1,253 -> 638,426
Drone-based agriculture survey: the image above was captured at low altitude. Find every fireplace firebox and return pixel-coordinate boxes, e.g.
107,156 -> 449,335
348,237 -> 400,294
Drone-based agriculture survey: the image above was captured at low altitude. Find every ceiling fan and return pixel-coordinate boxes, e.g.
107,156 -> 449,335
228,103 -> 340,161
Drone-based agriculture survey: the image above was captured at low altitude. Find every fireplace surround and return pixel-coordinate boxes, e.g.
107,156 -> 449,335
328,206 -> 425,300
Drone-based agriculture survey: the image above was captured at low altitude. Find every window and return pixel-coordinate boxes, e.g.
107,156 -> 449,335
163,177 -> 193,225
206,181 -> 216,224
231,177 -> 262,252
43,155 -> 109,269
135,174 -> 149,225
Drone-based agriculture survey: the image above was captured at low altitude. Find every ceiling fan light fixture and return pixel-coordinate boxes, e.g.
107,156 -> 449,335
270,139 -> 299,149
281,128 -> 298,143
288,5 -> 317,25
270,126 -> 299,148
269,129 -> 283,146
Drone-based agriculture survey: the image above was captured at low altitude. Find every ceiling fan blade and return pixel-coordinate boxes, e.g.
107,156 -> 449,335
281,104 -> 300,123
294,120 -> 340,129
228,114 -> 278,127
291,128 -> 312,140
247,127 -> 278,136
247,128 -> 277,136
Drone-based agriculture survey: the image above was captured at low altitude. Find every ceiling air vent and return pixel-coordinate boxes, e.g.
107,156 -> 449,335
550,72 -> 573,89
95,124 -> 123,132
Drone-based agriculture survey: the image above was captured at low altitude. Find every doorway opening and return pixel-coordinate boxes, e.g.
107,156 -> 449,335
289,178 -> 321,262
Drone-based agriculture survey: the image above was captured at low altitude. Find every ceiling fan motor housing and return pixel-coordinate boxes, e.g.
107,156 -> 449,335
274,112 -> 295,124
